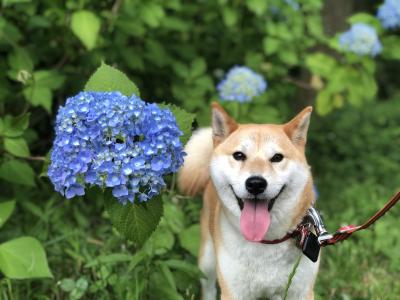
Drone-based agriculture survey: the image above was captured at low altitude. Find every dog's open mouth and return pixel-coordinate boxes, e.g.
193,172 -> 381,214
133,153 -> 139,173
230,185 -> 286,242
230,185 -> 286,212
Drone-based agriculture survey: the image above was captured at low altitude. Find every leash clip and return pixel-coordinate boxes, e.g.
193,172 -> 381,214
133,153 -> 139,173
305,207 -> 333,245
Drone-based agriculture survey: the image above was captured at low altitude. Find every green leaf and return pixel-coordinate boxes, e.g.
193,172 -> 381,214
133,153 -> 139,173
381,36 -> 400,60
59,278 -> 76,292
2,0 -> 31,6
163,259 -> 205,279
1,113 -> 30,138
0,200 -> 16,228
348,13 -> 381,32
0,159 -> 36,187
4,138 -> 30,157
104,194 -> 163,246
316,89 -> 334,116
0,237 -> 53,279
34,70 -> 65,90
84,63 -> 139,97
263,37 -> 281,55
70,10 -> 101,50
160,104 -> 194,145
23,86 -> 52,113
246,0 -> 268,16
190,58 -> 206,78
84,253 -> 132,268
178,224 -> 200,257
222,7 -> 238,27
8,47 -> 33,73
306,53 -> 337,77
140,3 -> 165,28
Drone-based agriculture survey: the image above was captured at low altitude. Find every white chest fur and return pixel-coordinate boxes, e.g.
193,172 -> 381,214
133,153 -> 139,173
217,211 -> 319,300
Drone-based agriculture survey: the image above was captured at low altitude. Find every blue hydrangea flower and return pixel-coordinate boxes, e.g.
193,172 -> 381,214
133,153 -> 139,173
48,91 -> 185,204
338,23 -> 382,57
377,0 -> 400,29
217,66 -> 267,103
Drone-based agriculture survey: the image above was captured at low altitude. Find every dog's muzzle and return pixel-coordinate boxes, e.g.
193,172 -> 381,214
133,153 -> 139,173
230,185 -> 286,211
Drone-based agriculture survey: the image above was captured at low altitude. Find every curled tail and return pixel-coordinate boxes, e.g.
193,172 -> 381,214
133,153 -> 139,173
178,128 -> 213,196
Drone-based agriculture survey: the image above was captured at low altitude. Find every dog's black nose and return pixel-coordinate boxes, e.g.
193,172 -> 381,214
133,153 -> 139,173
245,176 -> 267,195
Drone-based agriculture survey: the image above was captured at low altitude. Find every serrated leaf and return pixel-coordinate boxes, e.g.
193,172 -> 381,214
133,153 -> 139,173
84,63 -> 139,97
0,237 -> 53,279
4,138 -> 30,157
178,224 -> 200,257
70,10 -> 101,50
0,159 -> 36,187
104,194 -> 163,246
160,104 -> 194,145
0,200 -> 16,228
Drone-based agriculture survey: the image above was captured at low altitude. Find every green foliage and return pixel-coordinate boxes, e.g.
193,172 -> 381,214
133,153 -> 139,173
0,0 -> 399,299
104,193 -> 164,247
84,63 -> 140,96
0,200 -> 15,228
0,200 -> 52,281
0,237 -> 53,279
0,159 -> 35,187
71,10 -> 101,50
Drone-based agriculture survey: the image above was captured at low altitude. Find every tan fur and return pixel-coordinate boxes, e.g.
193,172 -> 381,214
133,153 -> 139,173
178,128 -> 213,196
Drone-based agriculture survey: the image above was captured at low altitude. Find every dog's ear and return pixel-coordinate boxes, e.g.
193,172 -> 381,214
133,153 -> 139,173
284,106 -> 312,148
211,102 -> 238,145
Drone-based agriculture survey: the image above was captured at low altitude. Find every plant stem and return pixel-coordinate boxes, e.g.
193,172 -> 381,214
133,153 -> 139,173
283,254 -> 302,300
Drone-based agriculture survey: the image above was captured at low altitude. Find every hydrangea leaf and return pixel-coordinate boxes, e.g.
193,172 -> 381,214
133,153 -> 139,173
70,10 -> 101,50
1,113 -> 30,138
160,104 -> 194,145
84,63 -> 139,97
23,85 -> 52,113
0,237 -> 53,279
104,193 -> 163,246
0,159 -> 36,187
4,137 -> 30,157
0,200 -> 16,228
178,224 -> 200,257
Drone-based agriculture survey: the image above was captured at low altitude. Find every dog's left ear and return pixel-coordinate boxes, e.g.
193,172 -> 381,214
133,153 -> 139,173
211,102 -> 238,146
284,106 -> 312,148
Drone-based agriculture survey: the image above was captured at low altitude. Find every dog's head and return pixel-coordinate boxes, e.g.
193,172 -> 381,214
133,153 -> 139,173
209,103 -> 314,242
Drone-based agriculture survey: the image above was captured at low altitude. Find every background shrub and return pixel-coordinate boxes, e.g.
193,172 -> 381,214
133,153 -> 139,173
1,0 -> 399,299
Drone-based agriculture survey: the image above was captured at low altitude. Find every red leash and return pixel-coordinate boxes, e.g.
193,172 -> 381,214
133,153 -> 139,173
320,191 -> 400,246
260,191 -> 400,262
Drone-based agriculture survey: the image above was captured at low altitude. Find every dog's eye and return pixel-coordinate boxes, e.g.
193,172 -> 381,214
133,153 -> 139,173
270,153 -> 284,163
233,151 -> 246,161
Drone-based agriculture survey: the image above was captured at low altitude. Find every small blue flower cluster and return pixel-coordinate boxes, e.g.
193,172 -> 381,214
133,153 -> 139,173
217,66 -> 267,103
338,23 -> 382,57
48,91 -> 185,203
377,0 -> 400,29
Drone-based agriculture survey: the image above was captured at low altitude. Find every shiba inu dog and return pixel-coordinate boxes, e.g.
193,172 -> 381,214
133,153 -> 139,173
178,103 -> 318,300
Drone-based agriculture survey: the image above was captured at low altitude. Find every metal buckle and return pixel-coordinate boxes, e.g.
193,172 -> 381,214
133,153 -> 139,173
305,207 -> 333,245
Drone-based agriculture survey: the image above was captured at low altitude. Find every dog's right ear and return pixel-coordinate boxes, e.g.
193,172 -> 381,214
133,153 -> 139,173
211,102 -> 238,145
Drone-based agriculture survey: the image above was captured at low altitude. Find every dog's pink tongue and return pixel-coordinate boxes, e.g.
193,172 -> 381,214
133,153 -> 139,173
240,199 -> 270,242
